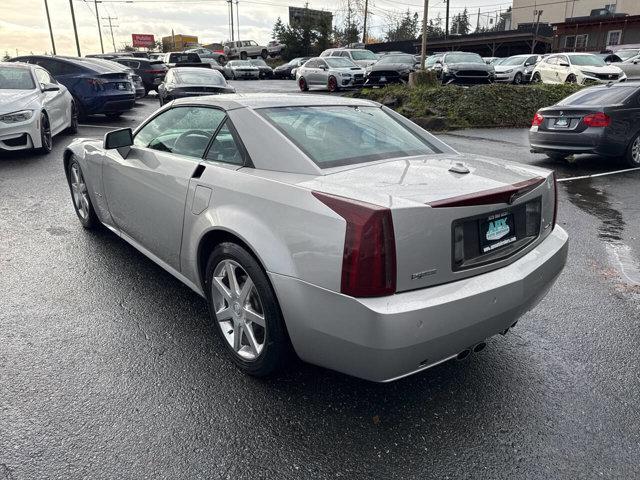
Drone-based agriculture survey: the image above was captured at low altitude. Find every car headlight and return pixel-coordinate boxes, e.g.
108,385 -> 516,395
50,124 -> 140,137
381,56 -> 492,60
580,70 -> 596,77
524,68 -> 530,74
0,110 -> 34,123
442,65 -> 449,73
340,73 -> 352,77
505,69 -> 513,73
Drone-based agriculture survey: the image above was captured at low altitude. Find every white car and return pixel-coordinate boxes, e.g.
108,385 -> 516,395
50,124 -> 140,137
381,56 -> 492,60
319,48 -> 379,68
531,53 -> 626,85
296,57 -> 365,92
0,62 -> 77,153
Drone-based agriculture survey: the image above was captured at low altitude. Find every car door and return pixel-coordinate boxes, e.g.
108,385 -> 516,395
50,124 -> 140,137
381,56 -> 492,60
556,55 -> 571,82
303,59 -> 318,84
102,106 -> 226,270
316,59 -> 330,85
540,56 -> 556,83
34,67 -> 67,133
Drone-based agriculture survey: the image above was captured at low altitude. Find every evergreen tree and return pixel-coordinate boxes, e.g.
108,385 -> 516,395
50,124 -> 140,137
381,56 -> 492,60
450,8 -> 471,35
385,9 -> 419,42
272,17 -> 286,41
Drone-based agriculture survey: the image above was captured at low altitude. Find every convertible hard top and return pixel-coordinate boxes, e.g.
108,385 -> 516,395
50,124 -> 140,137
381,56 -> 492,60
171,93 -> 379,111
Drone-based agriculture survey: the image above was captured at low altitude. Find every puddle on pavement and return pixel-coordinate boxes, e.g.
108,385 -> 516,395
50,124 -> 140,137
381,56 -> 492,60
564,178 -> 640,286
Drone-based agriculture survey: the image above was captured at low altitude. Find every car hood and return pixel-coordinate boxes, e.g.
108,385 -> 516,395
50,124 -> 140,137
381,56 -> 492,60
577,65 -> 623,74
494,64 -> 521,72
0,89 -> 40,115
353,59 -> 377,67
447,62 -> 492,71
370,63 -> 414,71
331,66 -> 364,72
301,154 -> 547,207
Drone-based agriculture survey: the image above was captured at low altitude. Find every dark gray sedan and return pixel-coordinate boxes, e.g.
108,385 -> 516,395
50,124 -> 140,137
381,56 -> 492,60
529,83 -> 640,166
157,67 -> 235,106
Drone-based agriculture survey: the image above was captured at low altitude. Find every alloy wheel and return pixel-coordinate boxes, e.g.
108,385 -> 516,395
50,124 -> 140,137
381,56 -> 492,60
70,163 -> 90,221
41,114 -> 52,151
328,76 -> 338,92
631,136 -> 640,165
211,259 -> 266,361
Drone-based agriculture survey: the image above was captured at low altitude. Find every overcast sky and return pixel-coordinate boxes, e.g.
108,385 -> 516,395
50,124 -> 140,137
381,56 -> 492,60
0,0 -> 512,56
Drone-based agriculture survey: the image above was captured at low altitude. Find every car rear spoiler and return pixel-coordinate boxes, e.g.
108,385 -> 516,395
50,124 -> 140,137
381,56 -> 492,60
167,63 -> 212,69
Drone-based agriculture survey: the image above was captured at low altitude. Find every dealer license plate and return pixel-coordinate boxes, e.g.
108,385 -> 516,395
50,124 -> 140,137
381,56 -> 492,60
479,212 -> 516,254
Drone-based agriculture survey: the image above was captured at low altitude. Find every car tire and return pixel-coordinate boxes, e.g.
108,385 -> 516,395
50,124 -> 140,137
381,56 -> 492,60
205,242 -> 291,377
298,77 -> 309,91
240,52 -> 247,60
261,49 -> 268,59
66,101 -> 79,134
37,112 -> 53,154
327,75 -> 339,92
105,112 -> 122,119
624,131 -> 640,167
513,72 -> 523,85
67,156 -> 98,229
531,72 -> 541,84
565,74 -> 577,84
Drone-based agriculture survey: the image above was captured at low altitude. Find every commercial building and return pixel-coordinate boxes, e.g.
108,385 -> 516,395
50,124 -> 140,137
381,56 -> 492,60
288,6 -> 332,28
552,13 -> 640,51
162,34 -> 199,52
512,0 -> 640,29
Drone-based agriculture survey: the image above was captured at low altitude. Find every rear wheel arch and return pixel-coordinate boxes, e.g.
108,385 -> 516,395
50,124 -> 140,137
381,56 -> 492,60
63,149 -> 75,179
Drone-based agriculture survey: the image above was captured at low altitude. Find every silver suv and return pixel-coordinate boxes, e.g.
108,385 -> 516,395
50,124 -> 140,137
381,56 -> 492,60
319,48 -> 379,68
224,40 -> 268,60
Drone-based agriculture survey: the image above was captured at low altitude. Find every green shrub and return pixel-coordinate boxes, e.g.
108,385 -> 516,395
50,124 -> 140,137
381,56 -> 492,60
351,83 -> 583,131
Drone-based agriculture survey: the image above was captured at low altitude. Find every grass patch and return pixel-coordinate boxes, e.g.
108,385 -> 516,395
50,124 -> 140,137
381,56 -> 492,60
350,83 -> 583,131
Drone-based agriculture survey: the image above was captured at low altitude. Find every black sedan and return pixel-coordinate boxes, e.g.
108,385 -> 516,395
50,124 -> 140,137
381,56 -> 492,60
529,82 -> 640,167
433,51 -> 495,85
157,67 -> 235,106
248,59 -> 274,78
364,53 -> 418,86
273,57 -> 310,79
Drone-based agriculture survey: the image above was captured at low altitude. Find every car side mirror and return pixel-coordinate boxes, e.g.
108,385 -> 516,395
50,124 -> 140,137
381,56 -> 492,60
41,83 -> 60,92
104,128 -> 133,157
320,65 -> 327,70
634,60 -> 639,65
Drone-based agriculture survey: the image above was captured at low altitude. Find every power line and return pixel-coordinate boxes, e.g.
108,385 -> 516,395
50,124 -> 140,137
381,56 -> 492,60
102,14 -> 119,51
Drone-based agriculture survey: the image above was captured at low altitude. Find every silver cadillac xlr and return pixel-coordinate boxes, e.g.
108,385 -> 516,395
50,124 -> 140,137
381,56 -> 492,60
63,94 -> 568,382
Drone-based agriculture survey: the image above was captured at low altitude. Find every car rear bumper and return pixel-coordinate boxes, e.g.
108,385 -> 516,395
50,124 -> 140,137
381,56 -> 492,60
0,115 -> 40,151
81,93 -> 135,115
270,226 -> 568,382
529,126 -> 625,156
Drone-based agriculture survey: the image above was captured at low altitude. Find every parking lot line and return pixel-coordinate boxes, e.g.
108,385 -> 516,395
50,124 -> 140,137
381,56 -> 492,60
78,124 -> 124,129
558,167 -> 640,183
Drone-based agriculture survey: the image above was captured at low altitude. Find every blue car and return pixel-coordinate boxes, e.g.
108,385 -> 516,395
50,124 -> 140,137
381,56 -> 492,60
9,55 -> 135,118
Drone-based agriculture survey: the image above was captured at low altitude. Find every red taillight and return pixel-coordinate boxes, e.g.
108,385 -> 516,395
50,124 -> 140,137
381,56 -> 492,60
144,69 -> 166,74
582,112 -> 611,127
312,191 -> 396,297
532,112 -> 544,126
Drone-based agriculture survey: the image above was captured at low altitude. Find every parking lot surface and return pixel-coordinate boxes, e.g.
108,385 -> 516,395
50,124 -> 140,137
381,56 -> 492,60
1,82 -> 639,479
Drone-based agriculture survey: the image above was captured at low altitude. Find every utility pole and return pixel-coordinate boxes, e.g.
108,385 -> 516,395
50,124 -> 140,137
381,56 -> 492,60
444,0 -> 450,37
420,0 -> 429,69
68,0 -> 81,56
531,9 -> 543,53
228,0 -> 235,41
95,0 -> 104,53
362,0 -> 369,44
102,15 -> 118,52
236,0 -> 240,40
476,7 -> 480,31
44,0 -> 56,55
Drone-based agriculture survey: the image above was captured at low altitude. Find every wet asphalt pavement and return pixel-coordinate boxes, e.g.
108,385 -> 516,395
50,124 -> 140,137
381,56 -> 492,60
1,82 -> 639,479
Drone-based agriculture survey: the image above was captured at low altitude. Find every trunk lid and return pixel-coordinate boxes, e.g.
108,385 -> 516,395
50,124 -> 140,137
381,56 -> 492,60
303,154 -> 555,292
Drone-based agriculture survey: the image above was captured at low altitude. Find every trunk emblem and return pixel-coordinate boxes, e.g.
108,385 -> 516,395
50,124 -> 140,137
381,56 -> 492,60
449,162 -> 470,174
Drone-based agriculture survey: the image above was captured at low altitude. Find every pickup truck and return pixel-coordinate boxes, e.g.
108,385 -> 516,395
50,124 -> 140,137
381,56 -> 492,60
224,40 -> 268,60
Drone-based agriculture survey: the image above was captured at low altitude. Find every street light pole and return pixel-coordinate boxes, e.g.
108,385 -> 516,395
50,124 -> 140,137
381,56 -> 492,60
420,0 -> 429,69
44,0 -> 56,54
69,0 -> 82,56
95,0 -> 104,53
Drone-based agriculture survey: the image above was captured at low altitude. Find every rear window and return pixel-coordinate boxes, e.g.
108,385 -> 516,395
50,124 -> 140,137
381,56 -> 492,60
557,86 -> 638,106
169,53 -> 200,63
325,57 -> 356,68
259,106 -> 436,168
0,67 -> 35,89
175,69 -> 226,85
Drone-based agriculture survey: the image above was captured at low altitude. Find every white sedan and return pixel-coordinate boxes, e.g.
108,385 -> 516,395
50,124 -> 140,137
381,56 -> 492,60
0,62 -> 77,153
531,53 -> 626,85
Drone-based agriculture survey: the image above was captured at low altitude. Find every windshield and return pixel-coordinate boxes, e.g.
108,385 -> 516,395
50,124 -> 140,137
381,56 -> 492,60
619,49 -> 640,62
444,53 -> 483,64
0,67 -> 35,89
175,70 -> 226,85
325,57 -> 357,68
378,55 -> 415,65
351,50 -> 377,60
426,56 -> 441,66
569,55 -> 606,67
249,59 -> 267,66
260,106 -> 435,168
557,86 -> 637,106
501,56 -> 527,66
229,60 -> 251,67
